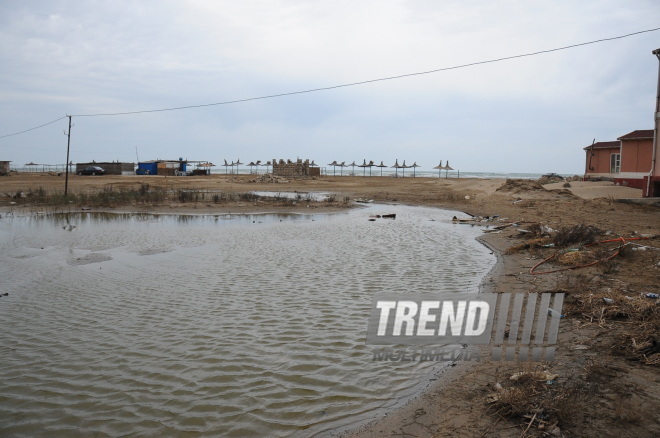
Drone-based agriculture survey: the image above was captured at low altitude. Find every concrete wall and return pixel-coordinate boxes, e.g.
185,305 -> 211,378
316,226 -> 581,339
585,147 -> 618,176
620,139 -> 653,173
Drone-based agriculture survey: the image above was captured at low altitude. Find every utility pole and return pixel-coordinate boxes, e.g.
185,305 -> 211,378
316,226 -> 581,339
648,49 -> 660,197
64,115 -> 72,197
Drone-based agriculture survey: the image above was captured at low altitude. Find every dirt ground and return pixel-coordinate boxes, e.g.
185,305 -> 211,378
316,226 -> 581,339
1,173 -> 659,437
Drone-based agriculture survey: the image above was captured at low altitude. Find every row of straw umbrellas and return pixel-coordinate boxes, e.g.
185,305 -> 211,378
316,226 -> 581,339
221,158 -> 453,176
327,159 -> 453,177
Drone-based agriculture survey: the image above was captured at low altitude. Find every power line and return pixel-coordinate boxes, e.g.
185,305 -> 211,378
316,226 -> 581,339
2,26 -> 659,136
0,116 -> 67,139
69,27 -> 660,117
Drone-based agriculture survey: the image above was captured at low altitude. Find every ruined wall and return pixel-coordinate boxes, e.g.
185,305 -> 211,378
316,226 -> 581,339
272,159 -> 316,178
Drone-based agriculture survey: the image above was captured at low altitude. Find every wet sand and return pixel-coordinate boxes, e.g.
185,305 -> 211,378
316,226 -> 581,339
1,173 -> 659,437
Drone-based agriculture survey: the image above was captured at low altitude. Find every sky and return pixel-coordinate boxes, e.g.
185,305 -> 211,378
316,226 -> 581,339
0,0 -> 659,175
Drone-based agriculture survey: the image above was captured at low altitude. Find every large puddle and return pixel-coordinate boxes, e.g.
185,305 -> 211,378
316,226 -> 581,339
0,205 -> 495,437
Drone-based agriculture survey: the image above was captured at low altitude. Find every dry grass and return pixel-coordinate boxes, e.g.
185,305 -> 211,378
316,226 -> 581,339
488,362 -> 606,433
553,224 -> 601,247
563,287 -> 660,365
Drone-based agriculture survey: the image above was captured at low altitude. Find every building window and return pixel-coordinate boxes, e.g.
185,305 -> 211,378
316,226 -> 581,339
610,153 -> 620,173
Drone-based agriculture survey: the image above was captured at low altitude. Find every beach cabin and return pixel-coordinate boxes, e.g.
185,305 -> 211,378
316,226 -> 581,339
583,129 -> 656,194
137,159 -> 187,176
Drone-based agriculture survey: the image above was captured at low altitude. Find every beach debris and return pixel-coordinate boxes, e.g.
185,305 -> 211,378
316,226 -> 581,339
354,198 -> 373,204
368,214 -> 396,220
602,297 -> 614,304
644,293 -> 659,299
510,370 -> 559,382
547,308 -> 564,318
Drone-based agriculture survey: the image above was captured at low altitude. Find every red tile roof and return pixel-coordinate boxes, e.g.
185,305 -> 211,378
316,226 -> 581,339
583,141 -> 620,150
617,130 -> 654,140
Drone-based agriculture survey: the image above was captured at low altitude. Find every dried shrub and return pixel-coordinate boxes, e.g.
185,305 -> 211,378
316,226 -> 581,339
553,224 -> 601,247
489,364 -> 598,431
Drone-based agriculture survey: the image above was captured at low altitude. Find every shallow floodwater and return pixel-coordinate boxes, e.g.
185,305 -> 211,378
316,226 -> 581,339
0,205 -> 494,437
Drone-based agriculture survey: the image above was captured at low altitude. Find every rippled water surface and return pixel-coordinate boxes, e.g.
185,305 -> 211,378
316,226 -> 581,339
0,205 -> 494,437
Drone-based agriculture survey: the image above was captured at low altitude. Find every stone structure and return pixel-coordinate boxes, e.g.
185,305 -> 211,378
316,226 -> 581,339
271,159 -> 320,178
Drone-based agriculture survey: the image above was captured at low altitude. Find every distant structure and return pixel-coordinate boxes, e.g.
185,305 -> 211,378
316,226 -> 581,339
272,159 -> 320,178
76,161 -> 134,175
136,159 -> 187,176
0,161 -> 10,176
583,130 -> 653,192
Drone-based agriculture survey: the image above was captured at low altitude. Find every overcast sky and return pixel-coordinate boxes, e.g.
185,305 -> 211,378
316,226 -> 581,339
1,0 -> 658,174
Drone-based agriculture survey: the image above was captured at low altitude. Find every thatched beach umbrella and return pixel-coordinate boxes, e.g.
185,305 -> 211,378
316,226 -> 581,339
348,161 -> 357,176
376,160 -> 387,176
247,161 -> 256,173
401,160 -> 412,178
223,159 -> 231,174
339,161 -> 347,176
327,160 -> 339,176
411,162 -> 420,177
391,159 -> 402,177
433,160 -> 444,178
357,159 -> 369,176
444,161 -> 454,179
234,159 -> 243,175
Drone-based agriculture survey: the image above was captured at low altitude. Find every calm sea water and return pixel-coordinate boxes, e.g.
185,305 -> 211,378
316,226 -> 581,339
0,205 -> 494,437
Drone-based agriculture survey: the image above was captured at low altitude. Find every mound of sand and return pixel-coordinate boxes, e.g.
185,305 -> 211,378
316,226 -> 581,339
496,179 -> 546,193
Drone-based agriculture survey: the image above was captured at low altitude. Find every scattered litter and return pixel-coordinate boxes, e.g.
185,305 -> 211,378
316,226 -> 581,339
602,297 -> 614,304
572,345 -> 589,350
547,308 -> 564,318
644,293 -> 659,299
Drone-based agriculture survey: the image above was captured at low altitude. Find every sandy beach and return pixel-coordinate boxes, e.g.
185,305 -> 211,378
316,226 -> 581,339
1,172 -> 659,437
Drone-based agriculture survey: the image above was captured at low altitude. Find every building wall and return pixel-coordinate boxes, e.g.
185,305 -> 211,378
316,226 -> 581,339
620,139 -> 653,173
76,162 -> 134,175
584,147 -> 618,176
